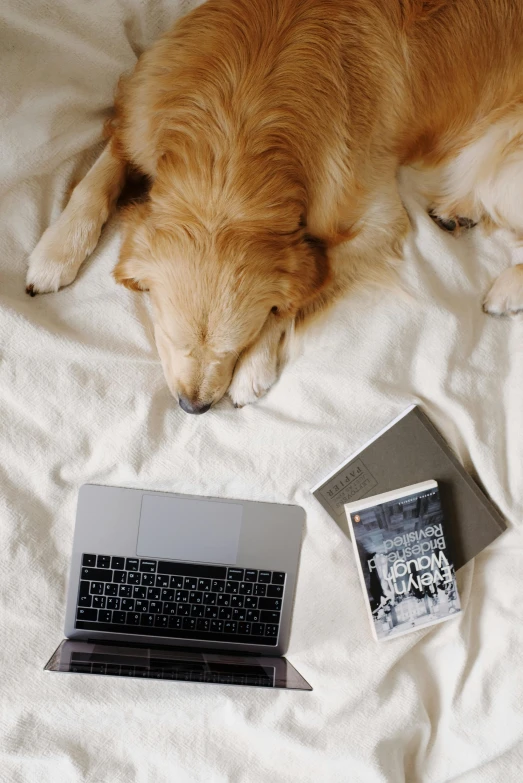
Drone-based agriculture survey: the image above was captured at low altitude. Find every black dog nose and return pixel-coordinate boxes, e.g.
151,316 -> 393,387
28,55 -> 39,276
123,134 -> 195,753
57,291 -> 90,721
179,396 -> 212,415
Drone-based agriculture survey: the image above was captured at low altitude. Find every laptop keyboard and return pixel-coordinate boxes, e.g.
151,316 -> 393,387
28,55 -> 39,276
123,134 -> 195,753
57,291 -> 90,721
75,554 -> 286,646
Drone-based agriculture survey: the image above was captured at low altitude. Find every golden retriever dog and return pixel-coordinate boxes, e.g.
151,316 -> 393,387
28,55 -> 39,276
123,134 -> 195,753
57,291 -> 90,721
26,0 -> 523,413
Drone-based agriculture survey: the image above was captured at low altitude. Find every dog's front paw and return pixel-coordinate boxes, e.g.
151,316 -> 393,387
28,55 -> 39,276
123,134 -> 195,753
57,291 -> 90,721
483,265 -> 523,316
228,345 -> 279,408
26,217 -> 95,295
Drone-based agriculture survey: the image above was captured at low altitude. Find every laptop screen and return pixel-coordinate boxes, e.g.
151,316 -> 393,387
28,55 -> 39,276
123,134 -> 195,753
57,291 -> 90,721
45,640 -> 312,690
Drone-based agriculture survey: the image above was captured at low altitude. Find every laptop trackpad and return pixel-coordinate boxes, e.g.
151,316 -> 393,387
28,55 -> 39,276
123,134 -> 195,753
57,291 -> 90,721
136,494 -> 243,564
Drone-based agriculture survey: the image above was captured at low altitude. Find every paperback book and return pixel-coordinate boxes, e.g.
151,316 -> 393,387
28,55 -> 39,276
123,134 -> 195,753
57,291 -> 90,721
345,480 -> 461,641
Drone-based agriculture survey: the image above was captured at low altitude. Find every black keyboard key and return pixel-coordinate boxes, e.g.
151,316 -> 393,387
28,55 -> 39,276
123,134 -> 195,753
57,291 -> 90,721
212,580 -> 225,593
170,575 -> 184,589
267,585 -> 284,598
158,561 -> 227,580
232,608 -> 246,621
147,588 -> 161,601
119,584 -> 132,597
140,560 -> 157,572
106,597 -> 120,610
203,592 -> 216,605
113,571 -> 127,584
191,604 -> 205,617
155,574 -> 169,587
161,588 -> 174,602
198,578 -> 211,591
252,623 -> 265,635
216,594 -> 230,607
258,571 -> 271,583
90,582 -> 104,595
253,583 -> 267,596
244,596 -> 258,609
82,554 -> 96,567
140,614 -> 155,627
92,596 -> 106,609
78,593 -> 92,608
92,663 -> 106,675
133,586 -> 146,599
238,622 -> 251,634
120,666 -> 134,676
177,604 -> 190,617
189,591 -> 203,604
210,620 -> 223,632
239,582 -> 253,595
104,583 -> 118,596
149,601 -> 162,614
96,555 -> 111,568
82,567 -> 113,582
98,610 -> 112,623
154,615 -> 168,628
226,581 -> 239,594
196,618 -> 210,632
175,590 -> 189,603
127,612 -> 140,625
230,594 -> 244,607
77,607 -> 97,621
168,616 -> 182,629
246,610 -> 260,622
244,570 -> 258,582
265,625 -> 278,637
141,573 -> 155,586
224,621 -> 237,634
260,610 -> 281,624
182,617 -> 196,631
219,607 -> 232,620
259,598 -> 281,611
205,606 -> 219,619
127,572 -> 141,585
227,568 -> 244,581
79,580 -> 90,597
121,599 -> 134,611
184,577 -> 198,590
163,602 -> 177,615
126,559 -> 139,571
135,600 -> 149,613
272,572 -> 285,585
111,556 -> 125,570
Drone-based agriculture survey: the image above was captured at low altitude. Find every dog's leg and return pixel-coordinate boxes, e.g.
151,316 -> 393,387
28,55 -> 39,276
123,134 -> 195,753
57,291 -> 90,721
26,143 -> 126,295
228,315 -> 290,408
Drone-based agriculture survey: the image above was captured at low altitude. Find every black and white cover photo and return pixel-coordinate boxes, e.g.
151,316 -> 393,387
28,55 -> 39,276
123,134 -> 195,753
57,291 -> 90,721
345,481 -> 461,641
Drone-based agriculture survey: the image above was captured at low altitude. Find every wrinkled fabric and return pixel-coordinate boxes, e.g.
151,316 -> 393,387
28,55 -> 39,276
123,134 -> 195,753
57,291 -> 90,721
1,2 -> 522,781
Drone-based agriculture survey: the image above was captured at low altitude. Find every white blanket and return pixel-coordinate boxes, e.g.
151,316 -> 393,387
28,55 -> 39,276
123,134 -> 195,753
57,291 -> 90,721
1,2 -> 522,781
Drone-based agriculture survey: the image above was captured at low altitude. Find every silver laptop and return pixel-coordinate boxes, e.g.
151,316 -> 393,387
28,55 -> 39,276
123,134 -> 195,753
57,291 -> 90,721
45,484 -> 312,690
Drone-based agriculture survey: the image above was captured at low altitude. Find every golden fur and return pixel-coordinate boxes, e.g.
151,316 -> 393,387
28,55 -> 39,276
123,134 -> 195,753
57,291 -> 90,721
27,0 -> 523,411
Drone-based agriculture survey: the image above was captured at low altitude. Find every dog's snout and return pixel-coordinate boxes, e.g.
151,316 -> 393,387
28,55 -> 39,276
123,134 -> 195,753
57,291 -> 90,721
179,396 -> 212,415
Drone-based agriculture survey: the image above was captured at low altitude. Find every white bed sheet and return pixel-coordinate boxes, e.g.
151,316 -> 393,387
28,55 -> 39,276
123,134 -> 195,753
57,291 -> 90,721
1,2 -> 522,781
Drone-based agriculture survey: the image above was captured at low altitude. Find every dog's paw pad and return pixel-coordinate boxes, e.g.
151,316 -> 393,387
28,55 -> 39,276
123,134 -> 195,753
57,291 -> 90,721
429,210 -> 476,233
483,266 -> 523,316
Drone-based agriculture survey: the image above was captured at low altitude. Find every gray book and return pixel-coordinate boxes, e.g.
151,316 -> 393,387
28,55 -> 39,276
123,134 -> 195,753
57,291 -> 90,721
311,406 -> 506,570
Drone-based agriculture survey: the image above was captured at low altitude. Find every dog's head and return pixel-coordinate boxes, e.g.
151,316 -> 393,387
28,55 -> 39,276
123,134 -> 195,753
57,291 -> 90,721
114,201 -> 329,413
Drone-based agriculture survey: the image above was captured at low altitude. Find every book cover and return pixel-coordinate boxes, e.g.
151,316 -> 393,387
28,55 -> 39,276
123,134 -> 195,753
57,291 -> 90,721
311,405 -> 506,570
345,480 -> 461,641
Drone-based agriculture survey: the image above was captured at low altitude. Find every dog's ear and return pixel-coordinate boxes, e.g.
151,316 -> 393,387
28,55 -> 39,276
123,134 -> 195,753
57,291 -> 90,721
113,203 -> 151,291
113,255 -> 149,291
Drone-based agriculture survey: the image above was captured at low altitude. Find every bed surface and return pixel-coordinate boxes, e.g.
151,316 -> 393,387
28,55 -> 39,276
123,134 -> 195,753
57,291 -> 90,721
1,2 -> 522,781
